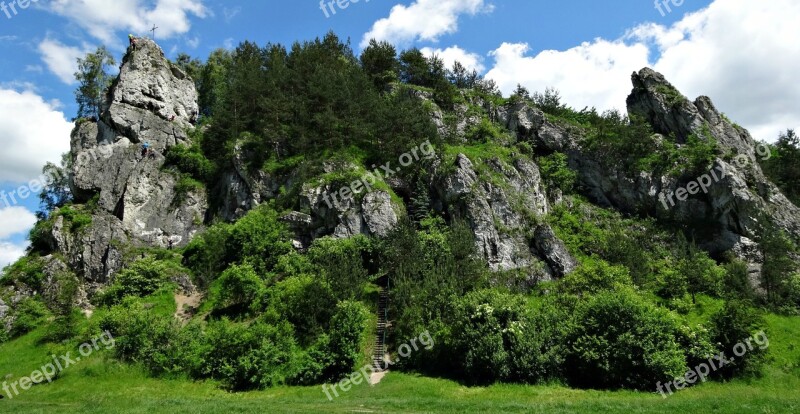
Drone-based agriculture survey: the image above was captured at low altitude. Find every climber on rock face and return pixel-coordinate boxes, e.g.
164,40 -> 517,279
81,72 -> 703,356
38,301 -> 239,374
141,142 -> 150,158
129,34 -> 136,49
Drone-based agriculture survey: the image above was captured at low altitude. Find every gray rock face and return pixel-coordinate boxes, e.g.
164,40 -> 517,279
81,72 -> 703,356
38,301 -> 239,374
433,153 -> 568,279
500,67 -> 799,283
47,213 -> 128,284
106,37 -> 198,150
627,68 -> 757,157
532,225 -> 578,277
299,181 -> 400,244
0,299 -> 8,323
63,37 -> 208,282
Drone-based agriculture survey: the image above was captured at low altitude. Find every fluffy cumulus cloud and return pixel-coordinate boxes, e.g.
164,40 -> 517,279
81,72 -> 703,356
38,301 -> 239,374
0,207 -> 38,239
0,241 -> 28,272
48,0 -> 208,46
421,45 -> 485,73
484,0 -> 800,142
38,38 -> 93,84
634,0 -> 800,141
0,88 -> 73,183
0,207 -> 36,271
361,0 -> 493,47
486,41 -> 649,114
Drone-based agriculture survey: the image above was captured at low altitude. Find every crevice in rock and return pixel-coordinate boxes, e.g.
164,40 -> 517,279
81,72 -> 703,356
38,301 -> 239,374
113,189 -> 126,221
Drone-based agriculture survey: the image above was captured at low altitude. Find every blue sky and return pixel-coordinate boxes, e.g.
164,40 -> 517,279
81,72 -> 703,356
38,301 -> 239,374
1,0 -> 799,268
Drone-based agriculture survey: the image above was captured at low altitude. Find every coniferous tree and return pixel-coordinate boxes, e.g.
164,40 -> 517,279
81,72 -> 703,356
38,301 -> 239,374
360,39 -> 399,92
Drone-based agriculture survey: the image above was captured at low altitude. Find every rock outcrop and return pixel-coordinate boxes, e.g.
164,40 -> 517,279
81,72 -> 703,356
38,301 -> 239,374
63,37 -> 208,282
432,153 -> 572,279
499,67 -> 799,281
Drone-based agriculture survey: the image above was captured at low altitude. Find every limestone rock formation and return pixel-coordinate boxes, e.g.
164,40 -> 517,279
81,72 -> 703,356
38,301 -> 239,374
498,67 -> 799,280
63,37 -> 207,282
432,153 -> 569,279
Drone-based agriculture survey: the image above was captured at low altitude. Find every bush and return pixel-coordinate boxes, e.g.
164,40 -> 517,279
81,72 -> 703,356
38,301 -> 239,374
537,152 -> 577,194
722,259 -> 756,301
226,206 -> 293,275
566,289 -> 687,389
308,236 -> 371,301
215,263 -> 265,311
559,258 -> 632,296
466,118 -> 503,143
10,298 -> 51,337
201,318 -> 299,390
96,258 -> 174,305
268,274 -> 336,345
2,256 -> 46,291
96,298 -> 181,374
164,143 -> 215,183
322,301 -> 369,382
56,205 -> 93,233
183,222 -> 233,286
710,300 -> 768,379
450,289 -> 526,384
506,297 -> 570,383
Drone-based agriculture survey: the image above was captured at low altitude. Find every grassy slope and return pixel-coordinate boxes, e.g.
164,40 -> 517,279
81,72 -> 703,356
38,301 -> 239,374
1,312 -> 798,414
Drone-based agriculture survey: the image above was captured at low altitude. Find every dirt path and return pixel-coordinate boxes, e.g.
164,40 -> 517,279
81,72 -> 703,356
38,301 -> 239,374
174,292 -> 203,323
369,371 -> 387,385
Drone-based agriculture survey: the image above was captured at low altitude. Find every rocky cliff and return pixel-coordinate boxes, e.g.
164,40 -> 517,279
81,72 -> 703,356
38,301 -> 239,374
46,38 -> 207,287
9,38 -> 798,309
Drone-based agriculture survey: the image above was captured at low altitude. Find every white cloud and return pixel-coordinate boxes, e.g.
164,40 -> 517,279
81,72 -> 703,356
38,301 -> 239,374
186,36 -> 200,49
635,0 -> 800,142
25,65 -> 44,73
361,0 -> 493,48
0,88 -> 73,183
48,0 -> 208,46
223,6 -> 241,23
38,39 -> 92,84
486,41 -> 649,113
421,46 -> 485,73
0,241 -> 28,272
0,207 -> 37,239
484,0 -> 800,142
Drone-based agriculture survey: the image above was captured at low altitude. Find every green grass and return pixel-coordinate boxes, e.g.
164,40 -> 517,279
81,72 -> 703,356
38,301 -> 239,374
1,314 -> 798,413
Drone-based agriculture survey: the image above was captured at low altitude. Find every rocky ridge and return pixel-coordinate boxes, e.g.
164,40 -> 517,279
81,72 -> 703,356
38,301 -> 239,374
3,38 -> 797,319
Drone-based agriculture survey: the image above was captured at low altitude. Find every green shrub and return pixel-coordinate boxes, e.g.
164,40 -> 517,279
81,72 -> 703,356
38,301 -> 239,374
506,297 -> 570,383
2,256 -> 46,291
268,274 -> 336,345
559,258 -> 632,296
566,289 -> 687,389
537,152 -> 577,194
201,318 -> 299,390
450,289 -> 526,384
308,236 -> 371,301
96,258 -> 174,305
722,259 -> 756,301
215,263 -> 265,311
183,221 -> 233,286
164,143 -> 216,182
323,301 -> 369,382
227,206 -> 293,275
710,300 -> 768,379
56,205 -> 93,233
96,297 -> 181,373
173,175 -> 205,205
466,118 -> 503,143
654,259 -> 688,300
10,298 -> 51,337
